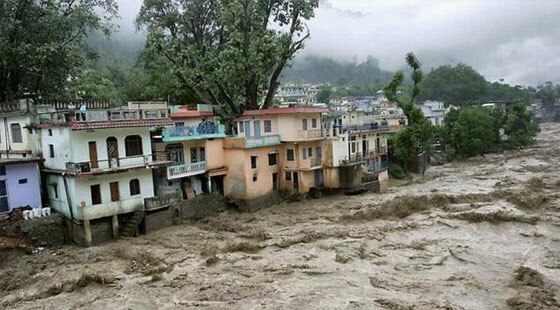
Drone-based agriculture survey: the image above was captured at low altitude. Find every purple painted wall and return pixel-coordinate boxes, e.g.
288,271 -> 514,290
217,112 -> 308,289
2,162 -> 42,210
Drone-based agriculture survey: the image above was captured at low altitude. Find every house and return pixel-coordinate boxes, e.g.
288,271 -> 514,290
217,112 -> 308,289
223,107 -> 328,208
34,104 -> 173,245
419,101 -> 446,126
323,110 -> 391,191
152,105 -> 227,199
0,99 -> 44,214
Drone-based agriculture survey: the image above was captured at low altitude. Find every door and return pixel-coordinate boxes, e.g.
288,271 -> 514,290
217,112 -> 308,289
110,182 -> 120,202
253,120 -> 261,138
272,173 -> 278,190
0,180 -> 9,213
362,140 -> 368,157
314,170 -> 324,187
89,141 -> 98,169
107,137 -> 119,168
376,137 -> 381,153
293,172 -> 299,191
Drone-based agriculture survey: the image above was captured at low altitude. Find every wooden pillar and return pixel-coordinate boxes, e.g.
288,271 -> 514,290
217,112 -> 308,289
112,215 -> 119,238
83,219 -> 92,247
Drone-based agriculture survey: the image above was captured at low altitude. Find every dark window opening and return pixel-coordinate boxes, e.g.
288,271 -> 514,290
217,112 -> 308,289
124,135 -> 143,157
11,123 -> 22,143
264,120 -> 272,133
129,179 -> 141,196
251,156 -> 257,169
287,149 -> 295,161
91,184 -> 102,205
18,179 -> 27,184
268,153 -> 278,166
49,144 -> 54,158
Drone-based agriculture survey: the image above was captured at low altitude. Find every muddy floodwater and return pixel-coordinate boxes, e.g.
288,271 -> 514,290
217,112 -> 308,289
2,124 -> 560,309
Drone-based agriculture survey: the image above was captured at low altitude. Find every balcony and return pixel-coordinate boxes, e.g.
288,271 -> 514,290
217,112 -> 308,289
163,124 -> 226,142
167,161 -> 207,180
340,149 -> 387,166
295,129 -> 324,140
65,153 -> 171,176
34,108 -> 172,130
340,123 -> 390,134
224,135 -> 281,149
365,158 -> 389,172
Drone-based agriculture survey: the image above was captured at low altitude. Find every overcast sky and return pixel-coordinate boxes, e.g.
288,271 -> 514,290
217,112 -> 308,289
116,0 -> 560,86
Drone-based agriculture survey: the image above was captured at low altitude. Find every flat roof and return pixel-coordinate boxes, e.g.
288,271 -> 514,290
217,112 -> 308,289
243,107 -> 329,117
0,157 -> 42,166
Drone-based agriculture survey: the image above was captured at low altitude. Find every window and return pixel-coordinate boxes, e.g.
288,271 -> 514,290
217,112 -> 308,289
287,149 -> 295,161
48,129 -> 53,136
302,149 -> 308,160
11,123 -> 22,143
253,175 -> 258,182
251,156 -> 257,169
129,179 -> 141,196
49,144 -> 54,158
312,118 -> 317,128
199,147 -> 206,162
190,147 -> 198,163
91,184 -> 102,205
52,183 -> 58,199
264,120 -> 272,133
124,135 -> 143,156
308,148 -> 313,157
302,119 -> 308,130
0,166 -> 5,176
268,153 -> 278,166
239,122 -> 244,133
18,179 -> 27,184
110,182 -> 120,202
351,142 -> 356,153
285,172 -> 292,181
175,122 -> 185,127
0,180 -> 7,213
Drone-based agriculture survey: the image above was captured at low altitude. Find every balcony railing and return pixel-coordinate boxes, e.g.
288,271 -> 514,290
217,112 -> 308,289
296,129 -> 324,140
224,134 -> 282,149
340,148 -> 387,166
167,161 -> 207,180
309,156 -> 322,168
65,152 -> 171,175
365,159 -> 389,172
340,123 -> 390,134
35,108 -> 169,126
163,123 -> 226,142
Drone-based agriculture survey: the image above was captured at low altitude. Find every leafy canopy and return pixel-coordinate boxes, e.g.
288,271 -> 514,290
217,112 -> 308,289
0,0 -> 118,102
137,0 -> 319,120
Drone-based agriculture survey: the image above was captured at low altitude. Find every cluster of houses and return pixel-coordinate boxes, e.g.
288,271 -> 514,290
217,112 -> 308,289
0,98 -> 404,245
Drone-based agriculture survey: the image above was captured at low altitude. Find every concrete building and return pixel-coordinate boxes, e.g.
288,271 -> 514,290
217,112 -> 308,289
419,100 -> 446,126
0,158 -> 42,213
223,107 -> 329,206
152,105 -> 227,199
34,106 -> 173,245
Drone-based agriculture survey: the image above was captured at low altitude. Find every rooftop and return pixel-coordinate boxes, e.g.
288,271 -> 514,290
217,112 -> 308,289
0,157 -> 42,166
243,107 -> 329,117
171,110 -> 214,118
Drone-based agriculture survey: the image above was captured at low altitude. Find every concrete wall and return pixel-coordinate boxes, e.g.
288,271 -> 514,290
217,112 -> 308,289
224,146 -> 280,201
205,139 -> 225,170
277,114 -> 322,141
41,127 -> 71,169
0,114 -> 40,156
3,162 -> 42,210
46,169 -> 154,221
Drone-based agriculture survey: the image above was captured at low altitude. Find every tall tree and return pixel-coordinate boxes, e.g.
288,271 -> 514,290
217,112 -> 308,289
0,0 -> 118,102
384,52 -> 433,174
137,0 -> 319,120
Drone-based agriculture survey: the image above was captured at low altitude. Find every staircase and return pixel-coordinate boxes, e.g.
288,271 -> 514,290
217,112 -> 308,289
121,211 -> 145,237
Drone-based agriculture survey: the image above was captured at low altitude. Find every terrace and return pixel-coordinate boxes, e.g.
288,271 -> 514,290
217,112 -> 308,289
166,161 -> 207,180
223,135 -> 282,149
162,123 -> 226,142
63,153 -> 172,176
339,148 -> 387,166
34,108 -> 172,130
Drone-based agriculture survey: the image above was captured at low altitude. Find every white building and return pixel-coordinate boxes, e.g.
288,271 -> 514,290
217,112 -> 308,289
419,100 -> 446,126
35,106 -> 173,245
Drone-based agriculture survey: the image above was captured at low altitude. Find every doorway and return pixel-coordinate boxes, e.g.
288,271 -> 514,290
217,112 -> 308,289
272,173 -> 278,190
107,137 -> 119,168
293,172 -> 299,191
89,141 -> 98,169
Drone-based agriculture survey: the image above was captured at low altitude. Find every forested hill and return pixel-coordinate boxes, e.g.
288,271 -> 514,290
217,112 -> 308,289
86,30 -> 146,65
282,55 -> 393,87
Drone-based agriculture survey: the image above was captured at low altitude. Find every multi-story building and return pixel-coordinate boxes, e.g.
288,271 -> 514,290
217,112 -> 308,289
419,100 -> 446,126
0,99 -> 43,214
34,105 -> 173,245
223,107 -> 328,206
152,105 -> 227,199
323,110 -> 392,191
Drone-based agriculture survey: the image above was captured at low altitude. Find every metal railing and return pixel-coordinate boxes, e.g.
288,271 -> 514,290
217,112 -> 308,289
340,148 -> 387,165
163,123 -> 226,141
65,152 -> 170,175
340,123 -> 390,134
167,161 -> 207,180
35,108 -> 169,125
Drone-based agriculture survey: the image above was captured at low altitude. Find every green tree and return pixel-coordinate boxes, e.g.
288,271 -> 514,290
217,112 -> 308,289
137,0 -> 319,121
444,107 -> 500,157
504,103 -> 539,148
316,85 -> 332,103
384,53 -> 433,174
0,0 -> 118,101
419,64 -> 488,105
